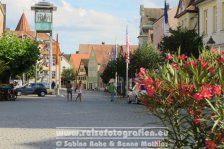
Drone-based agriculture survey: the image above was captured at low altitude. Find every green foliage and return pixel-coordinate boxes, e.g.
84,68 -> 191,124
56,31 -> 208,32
116,54 -> 126,79
0,60 -> 8,76
160,27 -> 203,57
100,60 -> 116,84
129,43 -> 161,78
138,48 -> 224,148
25,65 -> 35,80
61,68 -> 76,81
0,32 -> 40,79
101,44 -> 161,84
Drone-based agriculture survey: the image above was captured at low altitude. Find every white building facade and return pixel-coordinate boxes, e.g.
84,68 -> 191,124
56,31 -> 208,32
196,0 -> 224,49
60,55 -> 71,74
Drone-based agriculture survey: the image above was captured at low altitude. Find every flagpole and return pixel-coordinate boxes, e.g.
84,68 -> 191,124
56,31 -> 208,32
126,61 -> 128,97
55,34 -> 60,95
125,26 -> 129,97
115,38 -> 118,97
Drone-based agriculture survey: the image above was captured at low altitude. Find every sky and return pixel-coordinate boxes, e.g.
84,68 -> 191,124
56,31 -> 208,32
2,0 -> 179,54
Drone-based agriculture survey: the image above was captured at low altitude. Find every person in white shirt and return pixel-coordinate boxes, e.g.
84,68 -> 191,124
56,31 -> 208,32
75,81 -> 82,102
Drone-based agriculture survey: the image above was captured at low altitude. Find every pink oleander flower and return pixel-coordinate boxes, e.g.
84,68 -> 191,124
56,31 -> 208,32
217,56 -> 224,64
187,85 -> 194,94
196,58 -> 201,63
205,140 -> 217,149
209,67 -> 215,75
171,63 -> 178,69
167,96 -> 173,103
213,84 -> 221,96
201,84 -> 213,99
140,67 -> 145,74
193,93 -> 203,101
147,86 -> 155,97
211,48 -> 217,54
201,61 -> 208,70
179,54 -> 187,60
190,60 -> 196,67
194,116 -> 200,125
155,79 -> 162,91
144,77 -> 154,88
165,53 -> 172,61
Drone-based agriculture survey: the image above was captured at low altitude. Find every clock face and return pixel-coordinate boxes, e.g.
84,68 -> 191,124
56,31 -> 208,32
36,10 -> 52,23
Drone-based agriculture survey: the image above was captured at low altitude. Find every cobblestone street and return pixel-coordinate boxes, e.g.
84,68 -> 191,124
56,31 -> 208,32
0,90 -> 160,149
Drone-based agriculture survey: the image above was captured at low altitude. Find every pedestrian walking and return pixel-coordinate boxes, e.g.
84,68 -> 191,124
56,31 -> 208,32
75,81 -> 82,102
66,81 -> 73,101
108,83 -> 116,102
51,81 -> 56,89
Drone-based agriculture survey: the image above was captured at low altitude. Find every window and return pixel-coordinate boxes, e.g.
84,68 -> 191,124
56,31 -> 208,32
52,71 -> 56,78
203,9 -> 208,34
25,84 -> 32,88
213,6 -> 217,32
184,18 -> 187,28
53,56 -> 56,66
44,70 -> 48,75
80,68 -> 85,72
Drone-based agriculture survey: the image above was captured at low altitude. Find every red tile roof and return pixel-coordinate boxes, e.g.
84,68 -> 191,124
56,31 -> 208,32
70,54 -> 89,71
79,44 -> 138,65
15,13 -> 30,31
14,31 -> 51,41
13,31 -> 58,55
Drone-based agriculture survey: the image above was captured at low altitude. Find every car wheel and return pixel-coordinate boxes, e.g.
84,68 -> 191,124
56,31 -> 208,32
17,91 -> 21,96
128,96 -> 131,104
39,91 -> 46,97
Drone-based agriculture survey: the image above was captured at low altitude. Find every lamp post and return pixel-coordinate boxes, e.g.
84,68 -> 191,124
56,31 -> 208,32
207,36 -> 216,48
31,1 -> 57,90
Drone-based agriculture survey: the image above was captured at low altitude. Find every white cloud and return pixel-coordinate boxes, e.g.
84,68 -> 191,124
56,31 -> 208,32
2,0 -> 139,53
140,0 -> 162,8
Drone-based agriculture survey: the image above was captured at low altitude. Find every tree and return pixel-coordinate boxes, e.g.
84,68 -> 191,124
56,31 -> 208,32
160,27 -> 203,57
61,68 -> 76,81
101,44 -> 161,84
0,60 -> 8,78
129,44 -> 161,78
100,60 -> 116,84
0,32 -> 40,82
116,53 -> 126,79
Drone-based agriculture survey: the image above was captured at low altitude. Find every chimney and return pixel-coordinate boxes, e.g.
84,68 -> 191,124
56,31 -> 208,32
166,3 -> 169,10
140,5 -> 144,16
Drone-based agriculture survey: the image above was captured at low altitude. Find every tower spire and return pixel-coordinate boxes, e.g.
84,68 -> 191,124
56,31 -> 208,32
15,13 -> 30,31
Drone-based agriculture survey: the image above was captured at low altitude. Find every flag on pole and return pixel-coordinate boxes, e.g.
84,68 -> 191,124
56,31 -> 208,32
164,0 -> 169,36
56,34 -> 60,65
126,26 -> 130,64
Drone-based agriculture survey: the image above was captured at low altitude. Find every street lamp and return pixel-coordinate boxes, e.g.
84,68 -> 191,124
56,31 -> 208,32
207,36 -> 216,48
31,1 -> 57,89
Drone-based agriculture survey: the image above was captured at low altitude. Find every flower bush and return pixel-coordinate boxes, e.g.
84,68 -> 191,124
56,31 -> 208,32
137,48 -> 224,148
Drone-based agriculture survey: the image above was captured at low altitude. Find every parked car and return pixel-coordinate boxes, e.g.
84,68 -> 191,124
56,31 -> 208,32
39,82 -> 50,89
15,83 -> 47,97
127,84 -> 146,104
0,84 -> 17,101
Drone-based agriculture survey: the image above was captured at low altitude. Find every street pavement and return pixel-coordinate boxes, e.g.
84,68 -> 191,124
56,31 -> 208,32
0,90 -> 161,149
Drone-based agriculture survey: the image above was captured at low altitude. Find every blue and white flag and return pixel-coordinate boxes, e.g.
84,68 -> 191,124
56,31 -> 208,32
164,0 -> 169,36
